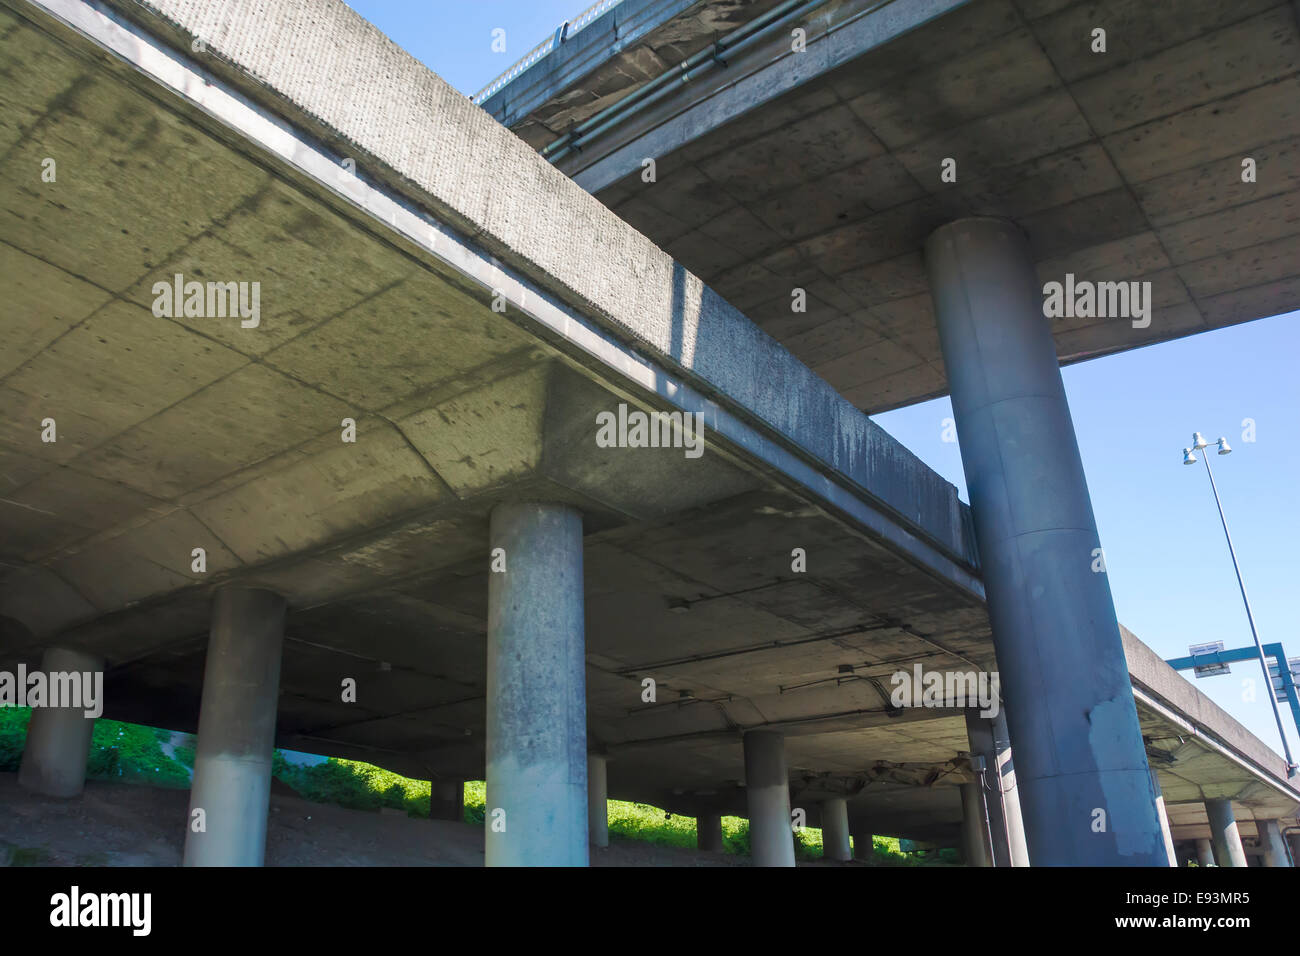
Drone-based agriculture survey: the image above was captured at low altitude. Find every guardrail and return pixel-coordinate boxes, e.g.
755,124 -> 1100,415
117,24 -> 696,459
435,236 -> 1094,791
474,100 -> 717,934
471,0 -> 625,104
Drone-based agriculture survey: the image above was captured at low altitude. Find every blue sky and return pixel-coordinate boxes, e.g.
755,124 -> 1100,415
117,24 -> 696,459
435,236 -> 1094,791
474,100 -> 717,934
876,316 -> 1300,764
344,1 -> 1300,762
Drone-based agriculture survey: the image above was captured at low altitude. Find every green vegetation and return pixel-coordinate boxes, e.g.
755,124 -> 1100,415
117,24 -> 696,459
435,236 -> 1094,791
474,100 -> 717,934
88,720 -> 190,788
2,709 -> 954,863
0,707 -> 25,772
6,846 -> 52,866
272,751 -> 435,817
1,707 -> 188,788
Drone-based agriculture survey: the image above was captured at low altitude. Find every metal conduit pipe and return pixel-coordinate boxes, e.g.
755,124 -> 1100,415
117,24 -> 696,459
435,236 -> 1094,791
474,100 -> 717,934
543,0 -> 848,163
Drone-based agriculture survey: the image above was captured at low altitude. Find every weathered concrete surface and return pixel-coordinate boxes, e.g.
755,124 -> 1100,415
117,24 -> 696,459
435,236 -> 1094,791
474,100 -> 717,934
485,503 -> 587,866
0,0 -> 995,839
495,0 -> 1300,413
479,0 -> 795,127
183,587 -> 285,866
929,217 -> 1165,865
0,0 -> 1294,857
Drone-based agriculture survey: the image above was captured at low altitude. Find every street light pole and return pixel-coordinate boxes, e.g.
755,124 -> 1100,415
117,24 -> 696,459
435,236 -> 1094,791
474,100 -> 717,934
1185,432 -> 1297,776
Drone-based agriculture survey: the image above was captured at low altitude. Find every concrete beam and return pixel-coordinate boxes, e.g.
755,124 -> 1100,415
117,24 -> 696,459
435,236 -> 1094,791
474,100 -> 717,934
17,646 -> 103,798
183,587 -> 286,867
561,0 -> 972,193
485,502 -> 588,867
926,217 -> 1166,866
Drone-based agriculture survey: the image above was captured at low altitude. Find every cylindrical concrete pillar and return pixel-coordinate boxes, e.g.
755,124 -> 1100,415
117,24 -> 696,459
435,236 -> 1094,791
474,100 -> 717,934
821,797 -> 851,861
431,779 -> 464,821
743,730 -> 795,867
965,708 -> 1030,866
1149,766 -> 1178,867
18,646 -> 104,798
1259,819 -> 1292,867
1195,837 -> 1215,866
926,218 -> 1166,866
960,781 -> 993,867
588,754 -> 609,850
697,812 -> 724,852
1205,798 -> 1248,868
183,587 -> 286,867
852,829 -> 873,861
485,502 -> 587,867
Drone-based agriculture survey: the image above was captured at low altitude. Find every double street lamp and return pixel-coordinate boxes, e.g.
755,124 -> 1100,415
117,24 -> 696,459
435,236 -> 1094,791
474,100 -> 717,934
1182,431 -> 1298,776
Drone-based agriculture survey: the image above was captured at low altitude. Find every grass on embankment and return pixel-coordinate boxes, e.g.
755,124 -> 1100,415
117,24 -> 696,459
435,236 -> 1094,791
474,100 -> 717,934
2,707 -> 952,864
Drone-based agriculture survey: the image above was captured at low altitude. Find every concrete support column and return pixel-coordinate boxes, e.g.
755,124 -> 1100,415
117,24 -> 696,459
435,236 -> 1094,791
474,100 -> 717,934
743,730 -> 795,867
1288,832 -> 1300,867
697,813 -> 724,852
485,502 -> 587,867
964,708 -> 1030,866
1205,798 -> 1248,868
183,587 -> 286,867
960,781 -> 993,867
821,797 -> 851,861
588,754 -> 609,850
431,780 -> 464,822
1149,766 -> 1178,867
1259,819 -> 1292,867
926,218 -> 1166,866
1195,837 -> 1215,867
852,829 -> 873,861
17,646 -> 104,798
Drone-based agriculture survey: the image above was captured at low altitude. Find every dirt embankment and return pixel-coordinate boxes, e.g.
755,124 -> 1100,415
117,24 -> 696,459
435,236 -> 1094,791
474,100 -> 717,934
0,773 -> 751,867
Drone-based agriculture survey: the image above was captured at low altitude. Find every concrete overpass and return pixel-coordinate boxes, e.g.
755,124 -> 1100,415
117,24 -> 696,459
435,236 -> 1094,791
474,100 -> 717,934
0,0 -> 1296,867
483,0 -> 1300,412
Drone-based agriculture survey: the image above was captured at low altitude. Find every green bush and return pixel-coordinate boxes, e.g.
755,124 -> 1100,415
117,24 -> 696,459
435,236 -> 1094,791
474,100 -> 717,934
88,720 -> 190,788
271,754 -> 432,817
0,707 -> 30,772
1,709 -> 190,787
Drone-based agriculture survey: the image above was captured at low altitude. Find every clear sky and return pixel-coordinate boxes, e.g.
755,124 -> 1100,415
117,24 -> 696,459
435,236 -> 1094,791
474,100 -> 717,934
344,1 -> 1300,762
343,0 -> 589,98
874,314 -> 1300,765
